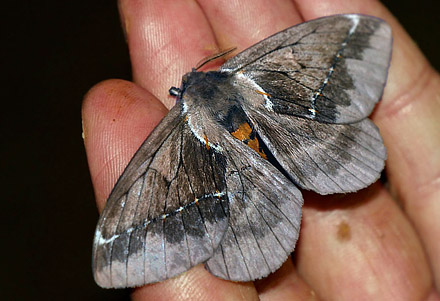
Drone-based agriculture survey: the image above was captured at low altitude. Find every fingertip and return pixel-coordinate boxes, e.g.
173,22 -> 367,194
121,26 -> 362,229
82,79 -> 168,211
118,0 -> 217,107
197,0 -> 301,52
256,258 -> 318,301
131,265 -> 258,301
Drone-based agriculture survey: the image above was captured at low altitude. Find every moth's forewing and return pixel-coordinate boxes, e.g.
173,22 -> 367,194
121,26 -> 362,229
223,14 -> 392,124
93,106 -> 229,288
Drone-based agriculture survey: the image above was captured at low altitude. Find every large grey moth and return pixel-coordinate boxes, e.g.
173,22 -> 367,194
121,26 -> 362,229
92,14 -> 392,288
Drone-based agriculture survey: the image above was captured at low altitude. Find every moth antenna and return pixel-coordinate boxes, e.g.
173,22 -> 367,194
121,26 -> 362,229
195,47 -> 237,70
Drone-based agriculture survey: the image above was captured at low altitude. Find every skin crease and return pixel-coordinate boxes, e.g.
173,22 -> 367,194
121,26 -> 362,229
82,0 -> 440,300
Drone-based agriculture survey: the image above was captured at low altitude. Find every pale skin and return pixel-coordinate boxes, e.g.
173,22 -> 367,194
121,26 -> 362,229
82,0 -> 440,300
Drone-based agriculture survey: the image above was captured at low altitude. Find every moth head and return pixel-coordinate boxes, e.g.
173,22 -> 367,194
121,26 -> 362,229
169,69 -> 203,99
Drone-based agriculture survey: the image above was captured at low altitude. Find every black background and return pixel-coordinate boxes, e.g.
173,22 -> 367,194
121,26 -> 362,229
3,1 -> 439,300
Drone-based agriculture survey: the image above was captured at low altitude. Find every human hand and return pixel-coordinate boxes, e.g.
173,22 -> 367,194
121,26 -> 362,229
82,0 -> 440,299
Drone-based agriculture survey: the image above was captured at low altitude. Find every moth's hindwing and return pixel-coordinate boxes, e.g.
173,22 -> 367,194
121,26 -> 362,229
245,107 -> 386,194
223,14 -> 392,124
204,133 -> 303,281
93,105 -> 230,288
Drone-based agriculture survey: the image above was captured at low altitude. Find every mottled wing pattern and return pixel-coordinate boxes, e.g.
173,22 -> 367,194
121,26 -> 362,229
205,133 -> 303,281
93,105 -> 229,288
222,14 -> 392,123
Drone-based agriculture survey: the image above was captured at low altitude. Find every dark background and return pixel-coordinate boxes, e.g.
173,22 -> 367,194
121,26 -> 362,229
3,1 -> 439,300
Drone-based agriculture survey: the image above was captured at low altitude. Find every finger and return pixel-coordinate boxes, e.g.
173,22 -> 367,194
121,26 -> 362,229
118,0 -> 220,108
117,0 -> 262,298
132,265 -> 258,301
295,0 -> 440,294
297,0 -> 440,290
196,0 -> 302,53
82,79 -> 168,211
196,0 -> 318,296
256,258 -> 318,301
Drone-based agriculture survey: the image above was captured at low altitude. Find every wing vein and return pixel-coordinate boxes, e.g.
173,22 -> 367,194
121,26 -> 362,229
248,191 -> 289,254
242,193 -> 272,271
125,171 -> 148,286
224,149 -> 253,279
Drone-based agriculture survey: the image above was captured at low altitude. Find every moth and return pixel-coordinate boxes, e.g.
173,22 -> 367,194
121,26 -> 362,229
93,14 -> 392,288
